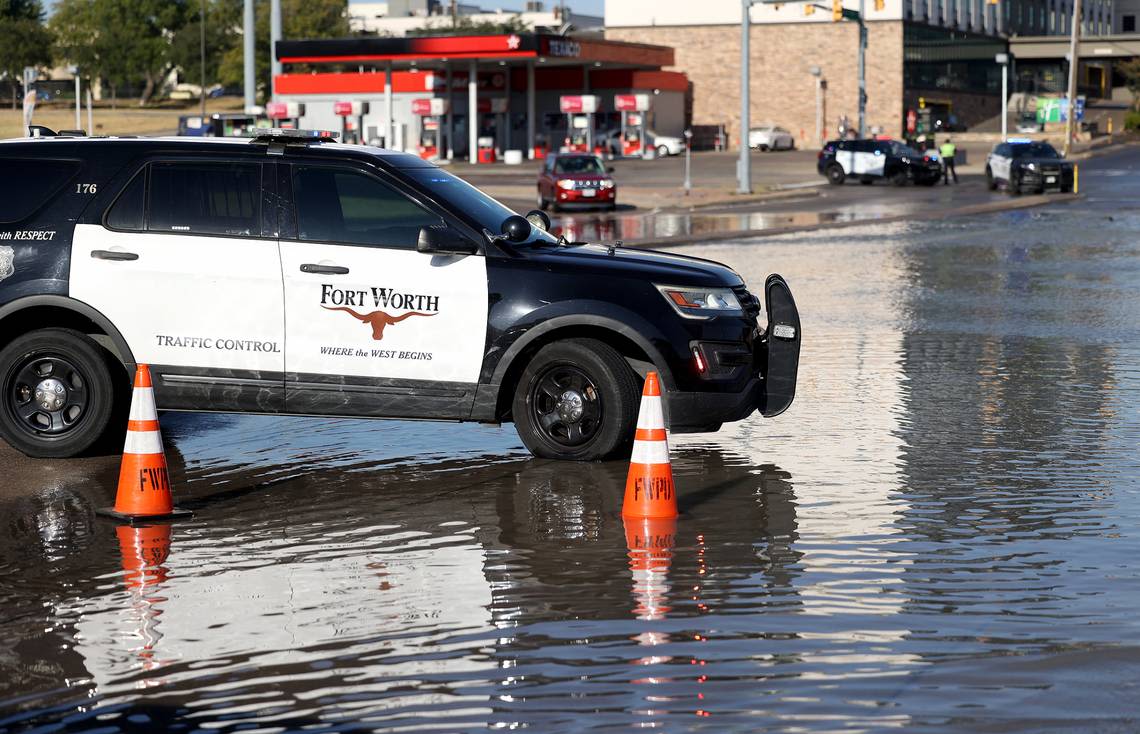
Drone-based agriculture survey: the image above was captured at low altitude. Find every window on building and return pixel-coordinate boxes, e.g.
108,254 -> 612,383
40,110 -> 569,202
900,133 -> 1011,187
1125,14 -> 1136,31
292,166 -> 442,249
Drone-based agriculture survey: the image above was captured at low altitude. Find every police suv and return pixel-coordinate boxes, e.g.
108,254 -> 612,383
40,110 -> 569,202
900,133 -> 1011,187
817,139 -> 942,186
0,129 -> 800,461
985,139 -> 1074,194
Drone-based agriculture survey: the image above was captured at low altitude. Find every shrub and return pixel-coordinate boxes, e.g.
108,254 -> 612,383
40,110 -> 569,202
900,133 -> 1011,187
1126,111 -> 1140,131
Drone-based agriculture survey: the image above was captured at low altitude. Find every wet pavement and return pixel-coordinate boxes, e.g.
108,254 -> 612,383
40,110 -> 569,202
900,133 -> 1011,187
2,148 -> 1140,732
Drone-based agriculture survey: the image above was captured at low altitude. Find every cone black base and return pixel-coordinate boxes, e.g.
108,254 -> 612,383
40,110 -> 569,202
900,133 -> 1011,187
96,507 -> 193,524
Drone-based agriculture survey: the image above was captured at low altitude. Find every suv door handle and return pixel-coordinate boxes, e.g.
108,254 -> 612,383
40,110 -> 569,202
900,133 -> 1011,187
300,263 -> 350,275
91,250 -> 139,261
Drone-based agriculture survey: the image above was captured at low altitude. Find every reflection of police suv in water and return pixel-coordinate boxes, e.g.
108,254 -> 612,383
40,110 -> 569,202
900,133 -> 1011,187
0,128 -> 801,462
985,140 -> 1074,194
817,139 -> 942,186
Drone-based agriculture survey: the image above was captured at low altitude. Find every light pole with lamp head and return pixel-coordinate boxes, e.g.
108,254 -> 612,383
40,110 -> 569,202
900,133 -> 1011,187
809,65 -> 823,146
996,52 -> 1009,141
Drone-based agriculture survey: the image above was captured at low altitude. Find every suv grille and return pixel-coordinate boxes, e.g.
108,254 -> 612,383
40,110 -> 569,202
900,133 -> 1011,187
732,285 -> 761,322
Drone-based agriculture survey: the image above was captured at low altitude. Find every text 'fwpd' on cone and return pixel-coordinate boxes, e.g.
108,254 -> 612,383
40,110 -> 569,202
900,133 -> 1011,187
98,364 -> 191,523
622,372 -> 678,519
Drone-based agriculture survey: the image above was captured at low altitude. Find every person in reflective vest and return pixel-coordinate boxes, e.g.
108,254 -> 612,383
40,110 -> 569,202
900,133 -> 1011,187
940,138 -> 958,184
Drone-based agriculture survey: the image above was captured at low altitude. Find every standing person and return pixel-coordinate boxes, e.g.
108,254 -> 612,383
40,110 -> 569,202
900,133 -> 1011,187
940,137 -> 958,184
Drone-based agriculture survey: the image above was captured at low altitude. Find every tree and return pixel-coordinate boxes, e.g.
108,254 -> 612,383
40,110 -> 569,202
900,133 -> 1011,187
169,0 -> 243,92
0,1 -> 54,108
218,0 -> 349,104
1119,58 -> 1140,111
408,14 -> 530,37
52,0 -> 190,106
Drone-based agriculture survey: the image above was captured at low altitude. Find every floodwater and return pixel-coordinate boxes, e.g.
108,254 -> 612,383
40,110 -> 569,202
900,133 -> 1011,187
2,154 -> 1140,731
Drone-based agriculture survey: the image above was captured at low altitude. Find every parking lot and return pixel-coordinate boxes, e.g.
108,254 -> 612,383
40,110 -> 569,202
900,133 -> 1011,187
2,146 -> 1138,731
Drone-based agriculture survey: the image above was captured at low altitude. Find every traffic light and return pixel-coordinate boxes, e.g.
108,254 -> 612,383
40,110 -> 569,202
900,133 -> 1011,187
833,0 -> 843,20
804,3 -> 815,14
874,0 -> 884,9
987,0 -> 998,5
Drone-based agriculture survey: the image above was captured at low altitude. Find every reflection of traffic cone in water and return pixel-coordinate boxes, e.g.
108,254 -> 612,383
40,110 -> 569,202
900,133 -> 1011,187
622,372 -> 678,520
116,523 -> 172,590
98,365 -> 191,522
115,523 -> 173,675
625,516 -> 677,621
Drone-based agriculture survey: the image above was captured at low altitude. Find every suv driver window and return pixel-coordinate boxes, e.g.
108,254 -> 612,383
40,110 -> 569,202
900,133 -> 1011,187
293,166 -> 442,249
147,162 -> 260,237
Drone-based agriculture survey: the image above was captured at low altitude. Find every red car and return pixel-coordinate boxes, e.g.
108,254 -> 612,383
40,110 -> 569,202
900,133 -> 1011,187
537,153 -> 617,212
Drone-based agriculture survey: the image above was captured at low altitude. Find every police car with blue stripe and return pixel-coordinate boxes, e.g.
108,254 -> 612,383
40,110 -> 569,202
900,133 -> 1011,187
0,128 -> 800,461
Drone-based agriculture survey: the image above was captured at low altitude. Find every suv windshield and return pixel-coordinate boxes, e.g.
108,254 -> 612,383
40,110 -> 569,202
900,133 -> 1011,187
401,166 -> 557,246
889,141 -> 923,157
554,157 -> 605,175
1011,143 -> 1060,159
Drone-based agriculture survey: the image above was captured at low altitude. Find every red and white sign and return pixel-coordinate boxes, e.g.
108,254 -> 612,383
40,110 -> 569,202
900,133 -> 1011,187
615,94 -> 651,112
560,95 -> 599,114
266,101 -> 303,119
334,100 -> 365,116
906,108 -> 917,133
412,98 -> 448,116
476,98 -> 509,114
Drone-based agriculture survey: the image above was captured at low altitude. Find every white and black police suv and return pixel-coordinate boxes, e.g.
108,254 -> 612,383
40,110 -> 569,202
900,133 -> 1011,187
817,138 -> 942,186
985,139 -> 1074,194
0,128 -> 800,461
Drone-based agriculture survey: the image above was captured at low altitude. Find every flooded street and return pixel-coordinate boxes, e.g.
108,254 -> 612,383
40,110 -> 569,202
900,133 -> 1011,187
3,151 -> 1140,732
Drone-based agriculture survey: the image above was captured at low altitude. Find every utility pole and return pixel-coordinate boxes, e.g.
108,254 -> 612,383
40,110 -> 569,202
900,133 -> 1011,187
857,0 -> 866,137
1063,0 -> 1082,157
270,0 -> 282,101
738,0 -> 754,194
810,65 -> 823,146
243,0 -> 255,111
200,0 -> 207,118
996,52 -> 1009,141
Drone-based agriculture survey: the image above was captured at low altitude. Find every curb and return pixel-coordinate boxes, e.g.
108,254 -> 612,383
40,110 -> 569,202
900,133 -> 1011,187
627,192 -> 1082,248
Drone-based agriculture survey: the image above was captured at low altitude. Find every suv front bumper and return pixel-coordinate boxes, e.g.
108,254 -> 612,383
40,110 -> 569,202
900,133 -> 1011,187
665,274 -> 801,431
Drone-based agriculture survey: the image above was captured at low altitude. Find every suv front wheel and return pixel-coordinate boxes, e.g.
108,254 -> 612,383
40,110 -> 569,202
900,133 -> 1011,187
512,338 -> 640,461
0,328 -> 118,458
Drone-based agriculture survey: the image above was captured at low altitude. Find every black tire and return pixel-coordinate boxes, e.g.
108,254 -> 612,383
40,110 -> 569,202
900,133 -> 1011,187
0,328 -> 118,458
537,190 -> 549,211
1009,173 -> 1022,196
826,164 -> 845,185
512,338 -> 640,461
656,145 -> 669,157
759,144 -> 769,152
985,167 -> 997,191
860,177 -> 874,185
890,170 -> 908,186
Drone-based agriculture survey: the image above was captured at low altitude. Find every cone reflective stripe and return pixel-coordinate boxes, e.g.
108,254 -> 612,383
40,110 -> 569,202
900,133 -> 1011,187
622,372 -> 678,519
98,365 -> 191,522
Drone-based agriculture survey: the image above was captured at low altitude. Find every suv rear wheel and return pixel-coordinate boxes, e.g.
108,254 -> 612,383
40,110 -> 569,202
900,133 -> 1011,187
0,328 -> 118,458
512,338 -> 640,461
826,164 -> 845,185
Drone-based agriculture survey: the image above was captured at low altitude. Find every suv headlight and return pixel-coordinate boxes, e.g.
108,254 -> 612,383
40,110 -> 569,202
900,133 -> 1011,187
656,285 -> 742,319
600,179 -> 615,189
557,179 -> 575,190
1025,162 -> 1037,171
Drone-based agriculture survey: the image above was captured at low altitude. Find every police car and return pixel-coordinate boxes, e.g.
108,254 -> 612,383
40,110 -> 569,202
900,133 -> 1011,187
0,128 -> 800,461
817,138 -> 942,186
985,139 -> 1074,194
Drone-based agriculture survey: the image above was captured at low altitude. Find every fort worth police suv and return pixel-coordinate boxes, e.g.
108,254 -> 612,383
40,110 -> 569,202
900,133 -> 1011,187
0,129 -> 800,461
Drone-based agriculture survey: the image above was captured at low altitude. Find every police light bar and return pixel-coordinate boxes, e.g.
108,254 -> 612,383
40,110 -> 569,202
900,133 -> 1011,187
251,128 -> 339,143
1006,138 -> 1033,144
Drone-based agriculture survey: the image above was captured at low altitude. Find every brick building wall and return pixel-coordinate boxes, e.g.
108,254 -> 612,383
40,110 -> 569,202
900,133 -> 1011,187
607,22 -> 906,147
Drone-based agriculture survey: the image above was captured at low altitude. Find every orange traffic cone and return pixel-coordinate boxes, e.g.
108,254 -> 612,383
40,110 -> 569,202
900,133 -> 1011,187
98,364 -> 191,523
622,372 -> 678,519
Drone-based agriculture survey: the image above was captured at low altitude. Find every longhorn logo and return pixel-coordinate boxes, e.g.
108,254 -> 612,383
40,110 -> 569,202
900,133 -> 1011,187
323,306 -> 435,341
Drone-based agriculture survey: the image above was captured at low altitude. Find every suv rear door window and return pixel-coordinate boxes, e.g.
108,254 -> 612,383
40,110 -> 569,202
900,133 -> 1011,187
147,162 -> 260,236
0,159 -> 80,224
106,170 -> 145,230
292,166 -> 442,249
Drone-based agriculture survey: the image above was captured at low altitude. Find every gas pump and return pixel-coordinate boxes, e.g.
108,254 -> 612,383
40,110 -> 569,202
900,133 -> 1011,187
412,98 -> 447,160
333,101 -> 369,144
266,101 -> 305,130
559,95 -> 599,153
615,93 -> 650,157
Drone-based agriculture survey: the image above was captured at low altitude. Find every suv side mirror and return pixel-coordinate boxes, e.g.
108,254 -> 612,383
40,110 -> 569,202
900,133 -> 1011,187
417,225 -> 479,255
525,209 -> 551,232
606,166 -> 615,174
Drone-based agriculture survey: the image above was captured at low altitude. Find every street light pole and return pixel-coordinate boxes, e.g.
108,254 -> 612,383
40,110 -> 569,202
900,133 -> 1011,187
738,0 -> 753,194
996,53 -> 1009,141
810,65 -> 822,146
683,129 -> 693,195
1063,0 -> 1082,157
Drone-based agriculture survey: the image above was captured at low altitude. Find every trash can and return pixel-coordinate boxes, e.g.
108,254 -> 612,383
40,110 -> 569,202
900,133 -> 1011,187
477,136 -> 496,164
